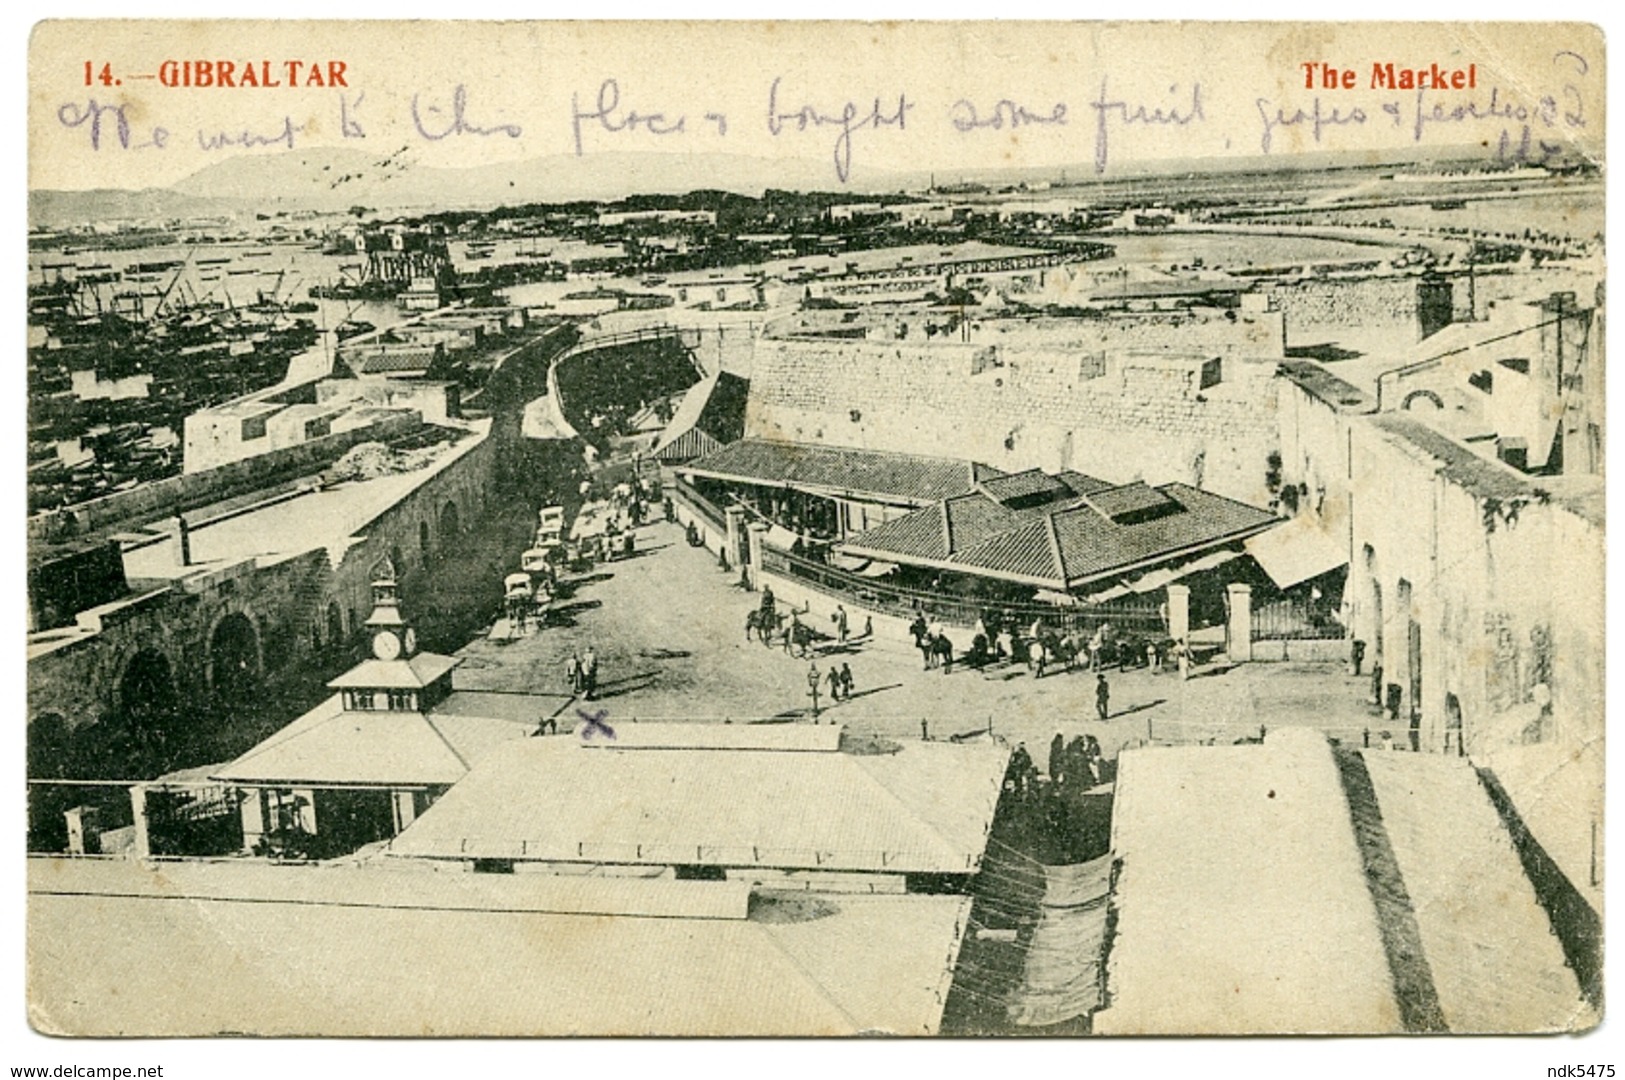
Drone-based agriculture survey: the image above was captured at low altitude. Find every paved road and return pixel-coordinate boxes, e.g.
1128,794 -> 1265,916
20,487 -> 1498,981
452,520 -> 1381,763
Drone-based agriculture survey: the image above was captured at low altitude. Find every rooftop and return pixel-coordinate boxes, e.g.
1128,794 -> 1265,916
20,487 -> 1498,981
211,691 -> 534,788
683,438 -> 1003,507
28,857 -> 969,1036
387,726 -> 1009,875
1096,729 -> 1588,1035
842,475 -> 1280,590
653,370 -> 750,463
120,420 -> 488,578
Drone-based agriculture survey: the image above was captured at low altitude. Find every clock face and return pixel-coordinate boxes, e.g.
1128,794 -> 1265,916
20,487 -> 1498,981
372,630 -> 402,661
404,628 -> 418,655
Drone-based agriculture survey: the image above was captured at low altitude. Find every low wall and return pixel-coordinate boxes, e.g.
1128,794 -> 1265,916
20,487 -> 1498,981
30,412 -> 422,544
1249,637 -> 1349,663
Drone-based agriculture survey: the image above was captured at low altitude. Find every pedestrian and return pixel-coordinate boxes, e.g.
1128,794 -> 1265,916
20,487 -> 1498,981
1048,733 -> 1066,787
761,584 -> 775,617
827,665 -> 842,703
1351,639 -> 1367,677
565,652 -> 582,695
807,661 -> 822,718
1146,640 -> 1161,674
921,719 -> 930,741
835,604 -> 849,645
839,662 -> 854,700
1095,673 -> 1110,722
1174,638 -> 1191,681
863,615 -> 873,640
582,646 -> 599,701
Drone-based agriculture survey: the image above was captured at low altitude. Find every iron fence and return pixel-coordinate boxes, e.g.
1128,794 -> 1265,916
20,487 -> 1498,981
1250,593 -> 1345,642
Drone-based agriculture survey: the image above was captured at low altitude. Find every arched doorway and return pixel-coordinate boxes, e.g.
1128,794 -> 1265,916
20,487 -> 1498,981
209,613 -> 261,703
441,500 -> 460,541
120,649 -> 178,734
1445,693 -> 1464,756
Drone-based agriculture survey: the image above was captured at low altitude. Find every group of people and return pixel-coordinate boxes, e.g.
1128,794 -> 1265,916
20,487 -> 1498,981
1005,732 -> 1109,800
808,659 -> 857,711
564,646 -> 599,700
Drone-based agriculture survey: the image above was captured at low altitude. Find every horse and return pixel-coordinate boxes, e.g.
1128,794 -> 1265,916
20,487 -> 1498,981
747,607 -> 783,646
928,633 -> 955,672
790,619 -> 821,658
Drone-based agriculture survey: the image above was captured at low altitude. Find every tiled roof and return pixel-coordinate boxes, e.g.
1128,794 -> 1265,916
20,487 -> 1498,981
654,371 -> 750,462
843,477 -> 1279,589
977,468 -> 1072,504
1083,481 -> 1178,522
684,438 -> 1002,505
357,349 -> 437,375
653,427 -> 722,463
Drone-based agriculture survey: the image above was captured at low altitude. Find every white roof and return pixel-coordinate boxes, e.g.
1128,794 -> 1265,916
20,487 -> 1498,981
1096,730 -> 1402,1034
1244,514 -> 1347,591
29,857 -> 969,1037
1097,729 -> 1590,1034
211,693 -> 532,787
121,422 -> 489,577
328,652 -> 461,691
388,731 -> 1008,875
578,722 -> 841,752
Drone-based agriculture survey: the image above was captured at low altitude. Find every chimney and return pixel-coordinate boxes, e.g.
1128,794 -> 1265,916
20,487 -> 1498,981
177,514 -> 193,567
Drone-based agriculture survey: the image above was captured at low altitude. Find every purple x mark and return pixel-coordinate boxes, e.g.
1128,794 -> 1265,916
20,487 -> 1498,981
577,707 -> 616,741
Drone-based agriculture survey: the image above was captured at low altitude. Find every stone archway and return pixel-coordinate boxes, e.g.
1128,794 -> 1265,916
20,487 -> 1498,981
208,611 -> 262,703
1402,389 -> 1445,413
117,649 -> 178,727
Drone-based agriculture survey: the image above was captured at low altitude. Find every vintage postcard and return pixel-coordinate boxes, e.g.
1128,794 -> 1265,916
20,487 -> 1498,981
24,20 -> 1604,1040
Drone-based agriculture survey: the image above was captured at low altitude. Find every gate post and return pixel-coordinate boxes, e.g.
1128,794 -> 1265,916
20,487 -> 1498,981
1226,583 -> 1253,663
130,784 -> 151,859
1166,584 -> 1190,646
746,522 -> 769,590
724,507 -> 745,570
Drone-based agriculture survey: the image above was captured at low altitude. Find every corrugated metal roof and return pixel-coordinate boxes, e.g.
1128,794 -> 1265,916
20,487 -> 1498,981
685,438 -> 1001,506
388,734 -> 1008,875
211,693 -> 533,787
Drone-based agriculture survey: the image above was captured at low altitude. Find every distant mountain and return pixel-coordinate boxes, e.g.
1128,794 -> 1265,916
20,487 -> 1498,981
28,141 -> 1513,228
29,187 -> 245,228
163,146 -> 920,211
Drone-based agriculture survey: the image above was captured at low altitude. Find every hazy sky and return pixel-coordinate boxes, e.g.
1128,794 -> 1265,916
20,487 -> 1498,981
29,21 -> 1604,192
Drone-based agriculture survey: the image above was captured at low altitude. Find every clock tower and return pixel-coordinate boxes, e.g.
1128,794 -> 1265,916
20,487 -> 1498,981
364,572 -> 419,662
330,564 -> 456,713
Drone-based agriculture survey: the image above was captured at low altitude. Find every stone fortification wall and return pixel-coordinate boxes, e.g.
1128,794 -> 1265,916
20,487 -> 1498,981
746,330 -> 1281,506
29,412 -> 423,546
1273,276 -> 1423,340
